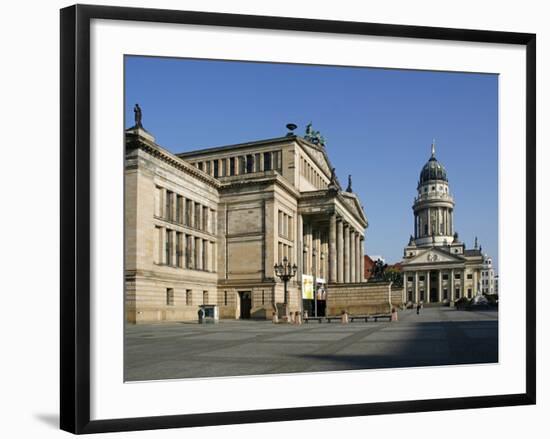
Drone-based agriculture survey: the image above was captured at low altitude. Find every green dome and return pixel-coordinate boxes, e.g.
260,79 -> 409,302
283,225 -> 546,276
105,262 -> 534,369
419,156 -> 448,185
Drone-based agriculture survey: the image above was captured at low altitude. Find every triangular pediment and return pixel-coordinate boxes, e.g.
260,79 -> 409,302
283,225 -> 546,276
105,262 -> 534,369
339,192 -> 368,226
405,247 -> 465,265
297,138 -> 333,177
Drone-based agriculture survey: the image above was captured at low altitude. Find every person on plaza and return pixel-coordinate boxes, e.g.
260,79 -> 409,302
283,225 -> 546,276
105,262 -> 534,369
416,303 -> 421,315
391,307 -> 399,321
289,311 -> 295,324
272,311 -> 279,324
341,310 -> 349,324
198,307 -> 205,323
295,311 -> 302,325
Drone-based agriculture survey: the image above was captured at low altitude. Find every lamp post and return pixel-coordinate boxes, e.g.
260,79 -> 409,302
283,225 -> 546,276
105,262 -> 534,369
312,247 -> 317,317
274,256 -> 297,321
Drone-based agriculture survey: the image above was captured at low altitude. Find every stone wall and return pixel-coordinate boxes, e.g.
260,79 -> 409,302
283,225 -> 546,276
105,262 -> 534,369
326,281 -> 393,316
391,286 -> 404,307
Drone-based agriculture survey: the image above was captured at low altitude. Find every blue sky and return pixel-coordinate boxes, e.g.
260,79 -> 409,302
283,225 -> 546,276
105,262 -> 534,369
125,56 -> 498,270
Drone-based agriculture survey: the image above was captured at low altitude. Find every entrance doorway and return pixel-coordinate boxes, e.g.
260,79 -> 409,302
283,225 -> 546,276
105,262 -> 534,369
238,291 -> 252,319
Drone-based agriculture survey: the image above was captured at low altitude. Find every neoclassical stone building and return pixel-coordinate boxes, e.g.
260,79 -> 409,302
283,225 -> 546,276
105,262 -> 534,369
125,118 -> 367,323
401,142 -> 488,305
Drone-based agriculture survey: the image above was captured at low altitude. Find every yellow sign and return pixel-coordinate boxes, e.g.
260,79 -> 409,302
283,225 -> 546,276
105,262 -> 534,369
302,275 -> 314,299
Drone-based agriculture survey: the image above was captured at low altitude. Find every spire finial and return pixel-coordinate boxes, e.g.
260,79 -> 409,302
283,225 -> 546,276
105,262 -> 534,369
431,138 -> 436,158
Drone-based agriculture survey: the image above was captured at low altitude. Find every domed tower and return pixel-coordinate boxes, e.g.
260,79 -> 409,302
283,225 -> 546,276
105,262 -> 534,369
412,141 -> 455,247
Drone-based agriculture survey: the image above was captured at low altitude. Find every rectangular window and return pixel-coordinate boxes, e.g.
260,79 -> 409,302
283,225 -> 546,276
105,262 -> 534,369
246,154 -> 254,173
262,290 -> 265,305
224,291 -> 227,306
221,158 -> 227,176
197,162 -> 203,171
272,151 -> 280,170
455,288 -> 461,298
263,152 -> 272,171
176,195 -> 183,223
186,236 -> 193,268
165,230 -> 172,265
420,290 -> 425,301
176,232 -> 183,267
202,240 -> 208,271
468,288 -> 472,297
442,274 -> 449,280
455,273 -> 461,279
166,288 -> 174,306
419,276 -> 425,281
194,202 -> 201,229
229,157 -> 235,175
407,276 -> 413,282
443,288 -> 448,299
239,156 -> 246,174
185,198 -> 192,226
186,289 -> 192,305
255,153 -> 261,172
467,273 -> 473,279
213,160 -> 219,177
165,190 -> 173,221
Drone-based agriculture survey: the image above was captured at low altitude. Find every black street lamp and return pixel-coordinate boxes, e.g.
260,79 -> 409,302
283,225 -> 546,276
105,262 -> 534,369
274,256 -> 298,320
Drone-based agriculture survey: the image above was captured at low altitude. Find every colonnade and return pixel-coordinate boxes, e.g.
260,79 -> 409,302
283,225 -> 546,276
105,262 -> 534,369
402,268 -> 480,303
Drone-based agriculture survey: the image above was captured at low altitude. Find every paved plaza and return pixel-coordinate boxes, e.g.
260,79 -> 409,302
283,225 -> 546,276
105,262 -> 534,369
124,307 -> 498,381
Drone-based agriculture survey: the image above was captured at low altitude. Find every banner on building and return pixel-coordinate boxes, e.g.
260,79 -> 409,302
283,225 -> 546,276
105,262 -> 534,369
302,274 -> 314,299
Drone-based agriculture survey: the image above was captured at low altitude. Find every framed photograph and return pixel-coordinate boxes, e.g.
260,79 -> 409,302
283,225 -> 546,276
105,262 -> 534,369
60,4 -> 536,434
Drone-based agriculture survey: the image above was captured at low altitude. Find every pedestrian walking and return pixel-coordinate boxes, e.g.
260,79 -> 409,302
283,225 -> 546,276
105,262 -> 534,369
391,307 -> 399,321
416,303 -> 421,315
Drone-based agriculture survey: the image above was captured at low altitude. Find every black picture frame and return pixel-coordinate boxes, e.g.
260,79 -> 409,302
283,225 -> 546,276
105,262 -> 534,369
60,4 -> 536,434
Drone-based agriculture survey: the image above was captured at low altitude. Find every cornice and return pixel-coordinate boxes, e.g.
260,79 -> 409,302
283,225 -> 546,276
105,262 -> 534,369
126,132 -> 221,189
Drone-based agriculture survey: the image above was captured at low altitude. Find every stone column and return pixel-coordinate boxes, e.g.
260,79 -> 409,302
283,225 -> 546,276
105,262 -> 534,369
307,224 -> 313,275
463,269 -> 467,298
450,268 -> 455,301
297,215 -> 304,282
210,241 -> 216,272
171,194 -> 178,223
350,229 -> 356,282
438,270 -> 443,302
189,235 -> 195,269
402,271 -> 407,303
197,238 -> 203,270
359,237 -> 365,281
160,227 -> 167,265
415,271 -> 419,303
329,214 -> 337,283
344,224 -> 350,283
190,201 -> 195,229
426,271 -> 430,303
171,230 -> 177,267
337,219 -> 344,283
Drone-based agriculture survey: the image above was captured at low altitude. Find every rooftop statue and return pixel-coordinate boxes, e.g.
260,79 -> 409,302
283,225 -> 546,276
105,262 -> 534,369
134,103 -> 143,128
346,174 -> 353,193
304,122 -> 326,146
